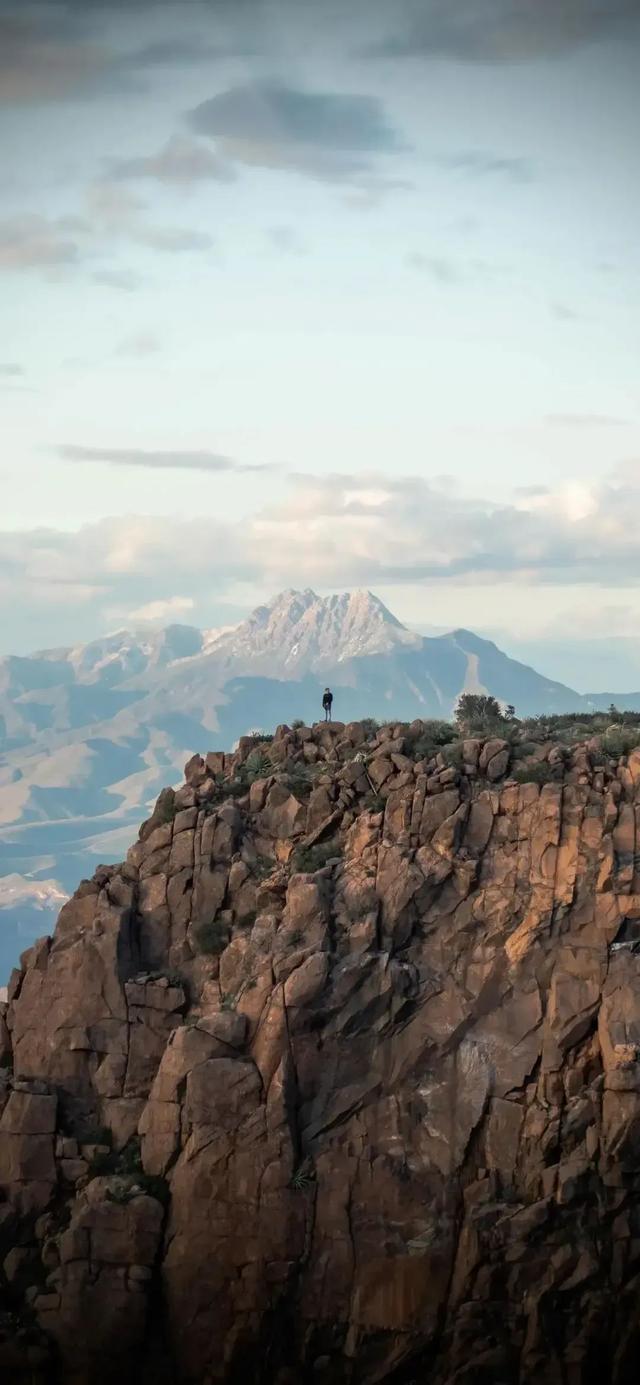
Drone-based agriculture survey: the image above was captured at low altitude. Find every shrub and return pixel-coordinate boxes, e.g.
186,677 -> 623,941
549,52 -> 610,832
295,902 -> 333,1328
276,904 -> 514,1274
292,719 -> 305,730
244,748 -> 274,782
283,761 -> 322,796
290,1163 -> 315,1191
154,788 -> 177,825
512,740 -> 542,761
225,778 -> 250,799
455,693 -> 504,733
360,718 -> 380,737
412,720 -> 456,754
442,741 -> 465,769
193,918 -> 230,956
293,841 -> 342,873
512,762 -> 557,785
81,1123 -> 112,1148
253,855 -> 275,880
89,1136 -> 141,1178
604,727 -> 640,757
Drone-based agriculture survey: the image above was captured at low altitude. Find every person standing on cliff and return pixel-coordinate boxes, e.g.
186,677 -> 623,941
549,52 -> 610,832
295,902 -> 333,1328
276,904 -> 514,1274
322,687 -> 333,722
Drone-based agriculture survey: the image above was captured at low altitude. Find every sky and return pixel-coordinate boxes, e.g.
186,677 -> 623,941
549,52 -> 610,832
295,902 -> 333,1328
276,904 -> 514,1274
1,0 -> 640,671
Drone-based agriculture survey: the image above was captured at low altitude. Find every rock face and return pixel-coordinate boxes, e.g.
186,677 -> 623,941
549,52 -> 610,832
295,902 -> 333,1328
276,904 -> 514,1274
2,723 -> 640,1383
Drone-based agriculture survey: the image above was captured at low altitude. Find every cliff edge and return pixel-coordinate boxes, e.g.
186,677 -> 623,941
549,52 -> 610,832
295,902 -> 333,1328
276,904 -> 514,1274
2,718 -> 640,1384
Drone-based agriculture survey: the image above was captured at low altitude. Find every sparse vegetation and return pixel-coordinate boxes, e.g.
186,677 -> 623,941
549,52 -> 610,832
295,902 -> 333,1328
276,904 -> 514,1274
410,723 -> 459,762
442,741 -> 465,769
290,1161 -> 315,1191
603,726 -> 640,757
364,792 -> 386,814
154,788 -> 177,825
244,747 -> 274,782
89,1136 -> 141,1179
193,918 -> 230,956
293,841 -> 342,873
455,693 -> 506,735
80,1122 -> 112,1148
292,719 -> 305,730
252,855 -> 275,880
512,762 -> 558,786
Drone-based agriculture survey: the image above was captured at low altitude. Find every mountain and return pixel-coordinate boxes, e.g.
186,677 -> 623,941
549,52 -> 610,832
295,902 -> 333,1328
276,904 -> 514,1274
1,587 -> 638,980
1,718 -> 640,1382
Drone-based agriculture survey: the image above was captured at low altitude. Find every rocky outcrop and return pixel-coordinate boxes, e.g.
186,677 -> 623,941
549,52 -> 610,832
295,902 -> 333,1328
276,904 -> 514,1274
2,722 -> 640,1383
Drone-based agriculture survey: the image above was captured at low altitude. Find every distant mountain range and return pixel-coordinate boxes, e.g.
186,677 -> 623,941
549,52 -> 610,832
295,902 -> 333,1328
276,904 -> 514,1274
1,586 -> 639,979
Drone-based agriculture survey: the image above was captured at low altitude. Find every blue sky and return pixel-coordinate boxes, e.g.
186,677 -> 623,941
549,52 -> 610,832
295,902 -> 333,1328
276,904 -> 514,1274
1,0 -> 639,658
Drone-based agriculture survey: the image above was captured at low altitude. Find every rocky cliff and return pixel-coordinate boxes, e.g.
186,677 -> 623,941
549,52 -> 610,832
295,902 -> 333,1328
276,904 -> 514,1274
2,719 -> 640,1384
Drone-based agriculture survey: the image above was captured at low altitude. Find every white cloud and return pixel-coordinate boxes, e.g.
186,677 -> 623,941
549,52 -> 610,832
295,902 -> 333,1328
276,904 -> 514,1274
116,596 -> 195,623
2,460 -> 640,637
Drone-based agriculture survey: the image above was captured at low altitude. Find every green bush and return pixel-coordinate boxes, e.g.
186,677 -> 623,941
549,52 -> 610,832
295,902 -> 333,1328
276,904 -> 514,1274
512,762 -> 557,785
253,855 -> 275,880
512,740 -> 542,761
193,918 -> 230,956
292,719 -> 305,730
360,718 -> 380,737
604,727 -> 640,757
412,720 -> 456,755
364,792 -> 386,814
290,1163 -> 315,1191
293,841 -> 342,873
225,778 -> 250,798
147,788 -> 176,828
81,1123 -> 112,1148
244,748 -> 274,782
455,693 -> 504,733
89,1136 -> 141,1178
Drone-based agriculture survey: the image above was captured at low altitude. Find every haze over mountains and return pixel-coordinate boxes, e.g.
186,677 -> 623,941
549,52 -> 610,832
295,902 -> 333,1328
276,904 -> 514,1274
1,587 -> 639,980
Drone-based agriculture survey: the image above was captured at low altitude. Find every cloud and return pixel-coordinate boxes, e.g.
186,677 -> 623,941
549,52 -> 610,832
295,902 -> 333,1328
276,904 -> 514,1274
56,445 -> 269,474
546,414 -> 629,429
0,363 -> 23,376
0,13 -> 114,105
266,225 -> 307,255
118,595 -> 195,624
5,463 -> 640,638
364,0 -> 640,63
187,79 -> 404,184
92,268 -> 142,291
405,252 -> 462,283
436,150 -> 533,182
0,9 -> 245,107
0,188 -> 211,277
114,332 -> 161,359
552,302 -> 582,322
108,135 -> 235,186
134,225 -> 214,253
0,214 -> 82,271
85,178 -> 215,256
